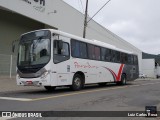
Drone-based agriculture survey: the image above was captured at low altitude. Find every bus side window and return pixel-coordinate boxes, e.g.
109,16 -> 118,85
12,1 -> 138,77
125,54 -> 128,64
121,53 -> 125,63
79,42 -> 87,59
53,40 -> 61,54
62,43 -> 69,56
128,54 -> 131,64
116,51 -> 120,63
105,49 -> 111,62
131,55 -> 134,65
101,48 -> 106,61
71,39 -> 80,58
88,44 -> 95,60
71,39 -> 87,59
54,41 -> 69,56
95,46 -> 100,60
53,40 -> 70,63
111,50 -> 116,62
134,55 -> 138,65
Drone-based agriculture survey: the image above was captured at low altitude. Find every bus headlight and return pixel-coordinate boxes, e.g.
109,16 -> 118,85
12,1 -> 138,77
17,73 -> 20,79
40,71 -> 50,79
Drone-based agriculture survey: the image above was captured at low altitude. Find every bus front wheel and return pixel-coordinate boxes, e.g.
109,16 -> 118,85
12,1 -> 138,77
71,74 -> 83,91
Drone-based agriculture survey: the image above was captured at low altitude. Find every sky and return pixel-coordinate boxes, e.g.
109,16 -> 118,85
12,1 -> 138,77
63,0 -> 160,55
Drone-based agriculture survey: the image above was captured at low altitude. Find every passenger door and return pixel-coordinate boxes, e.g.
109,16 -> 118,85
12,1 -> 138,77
53,36 -> 71,86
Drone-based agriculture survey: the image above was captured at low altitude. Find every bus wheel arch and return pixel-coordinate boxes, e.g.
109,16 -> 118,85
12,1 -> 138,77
71,71 -> 85,91
117,73 -> 127,85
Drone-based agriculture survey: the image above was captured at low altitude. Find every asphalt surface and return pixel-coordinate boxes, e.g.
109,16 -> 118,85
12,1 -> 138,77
0,77 -> 42,93
0,77 -> 160,120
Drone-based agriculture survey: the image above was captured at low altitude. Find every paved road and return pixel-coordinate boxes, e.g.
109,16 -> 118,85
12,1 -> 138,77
0,77 -> 42,92
0,78 -> 160,120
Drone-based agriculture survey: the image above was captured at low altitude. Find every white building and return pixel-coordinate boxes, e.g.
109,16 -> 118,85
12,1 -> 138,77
142,59 -> 156,78
0,0 -> 142,75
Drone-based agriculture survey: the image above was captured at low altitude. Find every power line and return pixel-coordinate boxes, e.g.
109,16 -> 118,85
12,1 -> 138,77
83,0 -> 111,38
87,0 -> 111,23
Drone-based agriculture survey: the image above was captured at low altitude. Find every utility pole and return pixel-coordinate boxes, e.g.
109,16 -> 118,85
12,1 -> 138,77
83,0 -> 88,38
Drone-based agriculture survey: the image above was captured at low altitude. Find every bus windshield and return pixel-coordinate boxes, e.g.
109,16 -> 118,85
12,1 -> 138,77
18,30 -> 51,68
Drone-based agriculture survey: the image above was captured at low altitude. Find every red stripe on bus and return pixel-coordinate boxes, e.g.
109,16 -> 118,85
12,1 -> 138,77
104,64 -> 124,81
117,64 -> 124,81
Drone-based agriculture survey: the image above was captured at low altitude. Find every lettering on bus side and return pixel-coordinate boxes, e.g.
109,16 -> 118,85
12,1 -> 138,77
74,62 -> 98,69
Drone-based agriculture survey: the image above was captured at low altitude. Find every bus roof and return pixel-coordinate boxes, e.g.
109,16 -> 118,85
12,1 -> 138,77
22,29 -> 134,55
50,29 -> 134,54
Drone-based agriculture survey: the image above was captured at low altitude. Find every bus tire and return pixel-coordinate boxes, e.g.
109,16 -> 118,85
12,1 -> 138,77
71,74 -> 83,91
44,86 -> 56,92
157,75 -> 159,79
121,74 -> 126,85
117,74 -> 126,85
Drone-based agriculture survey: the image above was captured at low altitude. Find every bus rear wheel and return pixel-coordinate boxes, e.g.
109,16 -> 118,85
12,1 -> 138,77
71,74 -> 83,91
44,86 -> 56,92
117,74 -> 126,85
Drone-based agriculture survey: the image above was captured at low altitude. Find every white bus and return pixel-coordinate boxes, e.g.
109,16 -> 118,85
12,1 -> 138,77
16,29 -> 139,91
